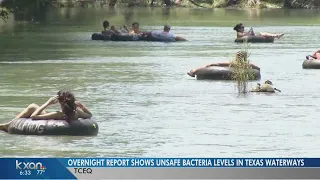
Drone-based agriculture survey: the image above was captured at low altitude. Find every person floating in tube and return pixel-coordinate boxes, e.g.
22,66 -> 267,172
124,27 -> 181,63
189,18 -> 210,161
0,90 -> 92,132
149,24 -> 187,41
187,51 -> 260,77
119,22 -> 144,35
306,49 -> 320,60
101,20 -> 121,35
121,22 -> 151,36
250,80 -> 281,93
233,23 -> 284,39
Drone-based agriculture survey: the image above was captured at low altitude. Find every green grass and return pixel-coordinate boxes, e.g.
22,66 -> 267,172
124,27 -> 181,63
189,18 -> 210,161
229,40 -> 255,94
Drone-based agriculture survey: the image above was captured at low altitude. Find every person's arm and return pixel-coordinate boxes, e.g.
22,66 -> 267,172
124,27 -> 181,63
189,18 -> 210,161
249,64 -> 260,71
142,31 -> 151,35
76,101 -> 92,119
123,24 -> 130,32
248,27 -> 255,35
30,96 -> 62,120
238,31 -> 252,38
175,36 -> 187,41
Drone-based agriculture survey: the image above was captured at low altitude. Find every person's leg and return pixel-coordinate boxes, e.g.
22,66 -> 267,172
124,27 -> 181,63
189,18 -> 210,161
187,63 -> 228,77
187,65 -> 207,77
259,32 -> 284,39
0,104 -> 47,132
15,103 -> 47,118
315,52 -> 320,59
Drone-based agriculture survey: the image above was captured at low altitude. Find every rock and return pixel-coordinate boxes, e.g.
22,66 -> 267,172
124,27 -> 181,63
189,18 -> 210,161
284,0 -> 320,9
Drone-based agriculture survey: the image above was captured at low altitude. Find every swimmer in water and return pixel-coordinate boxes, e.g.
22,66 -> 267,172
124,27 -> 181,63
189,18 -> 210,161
250,80 -> 281,92
0,90 -> 92,132
101,20 -> 120,35
150,24 -> 186,41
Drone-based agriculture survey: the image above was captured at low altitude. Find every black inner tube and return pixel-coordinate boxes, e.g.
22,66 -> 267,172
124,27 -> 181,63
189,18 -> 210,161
235,36 -> 274,43
8,118 -> 99,136
194,66 -> 261,80
302,59 -> 320,69
91,33 -> 178,42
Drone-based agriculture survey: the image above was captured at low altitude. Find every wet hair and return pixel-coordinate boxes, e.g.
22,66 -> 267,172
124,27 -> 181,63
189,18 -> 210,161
103,20 -> 109,29
164,24 -> 171,31
236,51 -> 248,62
265,80 -> 273,85
233,23 -> 244,32
57,90 -> 77,123
132,22 -> 139,27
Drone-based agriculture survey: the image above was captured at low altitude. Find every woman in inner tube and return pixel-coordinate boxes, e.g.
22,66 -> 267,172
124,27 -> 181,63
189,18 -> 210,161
0,90 -> 92,132
233,23 -> 284,39
187,51 -> 260,77
306,49 -> 320,60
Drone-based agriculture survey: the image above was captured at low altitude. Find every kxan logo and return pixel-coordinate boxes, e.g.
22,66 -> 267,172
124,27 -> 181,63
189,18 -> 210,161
16,160 -> 46,170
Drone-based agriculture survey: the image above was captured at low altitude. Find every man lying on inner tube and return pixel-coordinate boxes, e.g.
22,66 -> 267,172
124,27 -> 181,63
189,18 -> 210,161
306,49 -> 320,60
250,80 -> 281,93
0,90 -> 92,132
187,51 -> 260,77
142,24 -> 186,41
233,23 -> 284,39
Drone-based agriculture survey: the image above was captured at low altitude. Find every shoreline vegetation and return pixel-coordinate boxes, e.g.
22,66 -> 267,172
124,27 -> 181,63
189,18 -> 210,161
0,0 -> 319,17
0,0 -> 319,24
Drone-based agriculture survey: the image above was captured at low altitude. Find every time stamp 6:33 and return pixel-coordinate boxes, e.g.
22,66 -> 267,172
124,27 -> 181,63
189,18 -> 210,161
19,169 -> 46,176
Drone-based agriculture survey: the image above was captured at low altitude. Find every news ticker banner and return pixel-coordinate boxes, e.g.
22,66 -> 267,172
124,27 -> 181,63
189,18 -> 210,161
1,158 -> 320,179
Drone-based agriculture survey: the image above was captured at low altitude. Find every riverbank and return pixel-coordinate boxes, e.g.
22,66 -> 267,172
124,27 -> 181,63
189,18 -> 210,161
1,0 -> 319,10
56,0 -> 318,9
55,0 -> 318,9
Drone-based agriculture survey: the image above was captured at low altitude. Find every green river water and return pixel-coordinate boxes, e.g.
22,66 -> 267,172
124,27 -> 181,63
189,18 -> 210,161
0,7 -> 320,157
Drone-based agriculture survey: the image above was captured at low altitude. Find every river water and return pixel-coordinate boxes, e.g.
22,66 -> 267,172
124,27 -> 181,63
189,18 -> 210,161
0,8 -> 320,157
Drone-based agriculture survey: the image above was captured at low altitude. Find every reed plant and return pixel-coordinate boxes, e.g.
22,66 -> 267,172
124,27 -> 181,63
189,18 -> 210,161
229,40 -> 255,94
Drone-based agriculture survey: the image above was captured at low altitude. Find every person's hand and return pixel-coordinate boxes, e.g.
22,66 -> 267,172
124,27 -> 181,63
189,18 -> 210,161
46,95 -> 59,105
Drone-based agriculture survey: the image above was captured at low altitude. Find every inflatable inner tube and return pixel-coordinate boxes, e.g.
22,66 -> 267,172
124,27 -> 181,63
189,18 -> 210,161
146,34 -> 176,42
110,34 -> 143,41
91,33 -> 180,42
235,36 -> 274,43
91,33 -> 111,41
194,66 -> 261,80
302,59 -> 320,69
8,118 -> 99,136
250,84 -> 275,93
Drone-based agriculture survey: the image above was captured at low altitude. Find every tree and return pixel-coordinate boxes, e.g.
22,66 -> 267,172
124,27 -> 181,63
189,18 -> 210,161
0,0 -> 54,22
